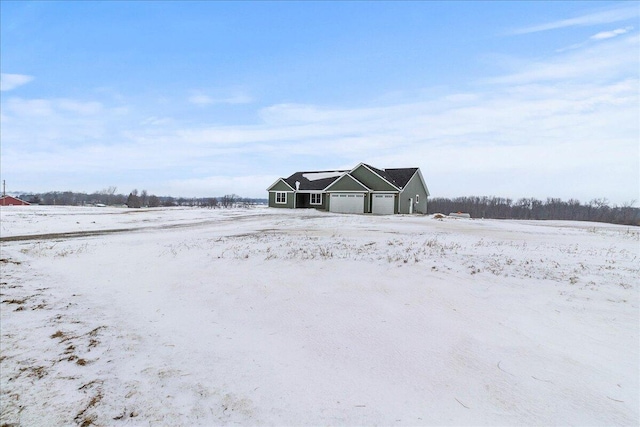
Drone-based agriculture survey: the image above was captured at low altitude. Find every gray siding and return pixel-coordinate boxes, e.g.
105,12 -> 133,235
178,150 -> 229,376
398,172 -> 428,214
326,174 -> 368,192
268,179 -> 294,192
268,191 -> 295,208
351,165 -> 397,191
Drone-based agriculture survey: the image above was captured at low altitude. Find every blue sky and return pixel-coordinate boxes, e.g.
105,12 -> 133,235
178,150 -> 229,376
1,1 -> 638,204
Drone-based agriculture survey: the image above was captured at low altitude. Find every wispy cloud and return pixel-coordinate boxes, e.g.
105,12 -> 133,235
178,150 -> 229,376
486,34 -> 638,84
58,99 -> 103,115
511,4 -> 638,34
188,92 -> 253,106
188,94 -> 215,105
591,26 -> 634,40
0,73 -> 33,91
1,31 -> 637,202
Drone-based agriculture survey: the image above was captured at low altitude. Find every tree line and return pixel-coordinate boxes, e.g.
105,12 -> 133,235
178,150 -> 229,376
18,188 -> 267,209
15,189 -> 639,225
427,196 -> 639,226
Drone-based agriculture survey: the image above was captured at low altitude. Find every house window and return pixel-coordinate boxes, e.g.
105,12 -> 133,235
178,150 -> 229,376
311,193 -> 322,205
275,192 -> 287,204
416,195 -> 420,204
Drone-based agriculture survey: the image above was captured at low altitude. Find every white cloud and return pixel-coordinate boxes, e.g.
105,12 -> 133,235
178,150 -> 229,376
57,99 -> 103,115
512,4 -> 638,34
188,94 -> 214,105
140,116 -> 174,126
1,32 -> 638,202
6,98 -> 53,116
485,34 -> 638,85
590,26 -> 633,40
0,73 -> 34,91
222,94 -> 253,104
188,92 -> 253,106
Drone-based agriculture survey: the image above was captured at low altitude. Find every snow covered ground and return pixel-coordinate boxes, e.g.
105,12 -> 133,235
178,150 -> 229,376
1,206 -> 638,426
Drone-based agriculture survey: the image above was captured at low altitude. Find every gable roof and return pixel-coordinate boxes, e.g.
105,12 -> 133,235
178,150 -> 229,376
270,164 -> 427,193
284,170 -> 347,191
350,163 -> 399,191
361,163 -> 425,191
266,177 -> 295,192
384,168 -> 419,189
0,195 -> 31,206
324,172 -> 371,192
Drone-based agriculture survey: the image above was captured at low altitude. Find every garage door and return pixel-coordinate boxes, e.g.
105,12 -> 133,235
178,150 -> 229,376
329,193 -> 364,214
372,194 -> 395,215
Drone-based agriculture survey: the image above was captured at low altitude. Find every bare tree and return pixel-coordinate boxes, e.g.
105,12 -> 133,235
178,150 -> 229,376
148,194 -> 160,207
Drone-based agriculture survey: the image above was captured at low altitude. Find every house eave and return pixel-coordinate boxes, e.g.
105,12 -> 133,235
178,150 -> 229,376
352,162 -> 401,191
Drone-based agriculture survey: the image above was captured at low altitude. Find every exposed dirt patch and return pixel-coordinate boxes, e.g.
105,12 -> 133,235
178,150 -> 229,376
0,228 -> 136,243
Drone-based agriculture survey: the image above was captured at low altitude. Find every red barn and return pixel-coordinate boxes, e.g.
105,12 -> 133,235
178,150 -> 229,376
0,196 -> 30,206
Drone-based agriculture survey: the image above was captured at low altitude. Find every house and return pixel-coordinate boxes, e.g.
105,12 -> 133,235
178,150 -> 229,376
0,195 -> 31,206
267,163 -> 430,214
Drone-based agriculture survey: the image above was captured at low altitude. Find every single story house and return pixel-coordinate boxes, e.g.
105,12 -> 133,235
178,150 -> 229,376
267,163 -> 430,214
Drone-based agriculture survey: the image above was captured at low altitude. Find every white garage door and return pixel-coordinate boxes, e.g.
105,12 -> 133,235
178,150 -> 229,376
329,193 -> 364,214
372,194 -> 395,215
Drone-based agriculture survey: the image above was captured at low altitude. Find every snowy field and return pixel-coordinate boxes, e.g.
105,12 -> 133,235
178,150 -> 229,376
1,206 -> 638,426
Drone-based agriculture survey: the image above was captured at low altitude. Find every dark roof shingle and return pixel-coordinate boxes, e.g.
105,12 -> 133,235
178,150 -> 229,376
284,170 -> 347,191
384,168 -> 418,189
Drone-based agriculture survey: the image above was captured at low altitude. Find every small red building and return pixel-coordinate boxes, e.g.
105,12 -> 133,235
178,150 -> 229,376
0,195 -> 30,206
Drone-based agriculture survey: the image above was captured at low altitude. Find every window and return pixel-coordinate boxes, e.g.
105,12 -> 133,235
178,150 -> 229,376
275,192 -> 287,204
416,194 -> 420,204
311,193 -> 322,205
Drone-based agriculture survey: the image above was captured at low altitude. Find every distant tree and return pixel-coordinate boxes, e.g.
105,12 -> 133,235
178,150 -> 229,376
105,186 -> 117,205
148,194 -> 160,207
162,196 -> 176,207
126,190 -> 141,208
141,189 -> 148,207
427,196 -> 639,225
221,194 -> 239,208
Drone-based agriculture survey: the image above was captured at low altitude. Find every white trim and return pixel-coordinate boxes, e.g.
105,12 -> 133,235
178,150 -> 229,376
324,172 -> 371,192
310,193 -> 322,205
410,169 -> 430,197
416,168 -> 430,197
266,178 -> 295,192
351,163 -> 401,191
398,169 -> 430,198
275,192 -> 287,204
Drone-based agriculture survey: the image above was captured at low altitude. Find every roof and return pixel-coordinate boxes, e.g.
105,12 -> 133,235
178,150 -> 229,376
275,164 -> 423,192
0,195 -> 31,206
284,170 -> 348,191
384,168 -> 419,189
